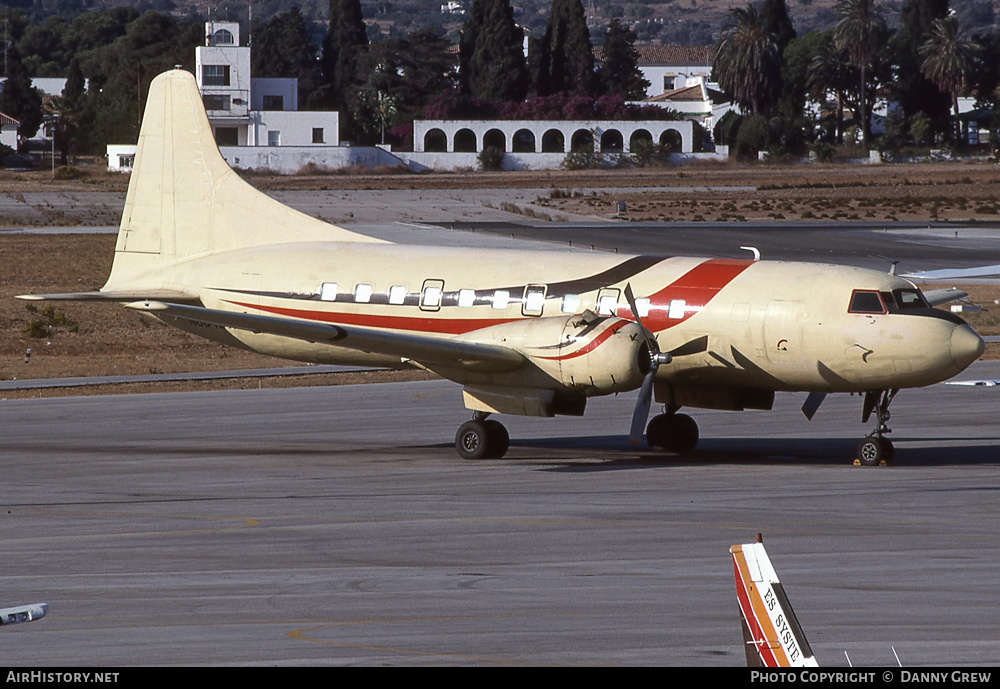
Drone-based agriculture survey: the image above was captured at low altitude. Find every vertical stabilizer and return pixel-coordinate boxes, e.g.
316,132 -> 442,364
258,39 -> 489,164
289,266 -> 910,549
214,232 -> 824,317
104,69 -> 382,292
731,539 -> 818,667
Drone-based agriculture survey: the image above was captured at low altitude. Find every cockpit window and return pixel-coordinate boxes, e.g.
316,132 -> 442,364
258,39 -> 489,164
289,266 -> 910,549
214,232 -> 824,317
849,289 -> 886,314
893,288 -> 929,309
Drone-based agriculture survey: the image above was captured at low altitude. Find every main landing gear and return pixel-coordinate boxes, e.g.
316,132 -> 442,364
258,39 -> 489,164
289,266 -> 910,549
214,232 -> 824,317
645,406 -> 699,454
455,413 -> 510,460
856,389 -> 897,466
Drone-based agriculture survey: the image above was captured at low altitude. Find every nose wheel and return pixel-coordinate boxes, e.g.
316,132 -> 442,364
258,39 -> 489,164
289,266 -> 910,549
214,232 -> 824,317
857,389 -> 897,466
455,414 -> 510,459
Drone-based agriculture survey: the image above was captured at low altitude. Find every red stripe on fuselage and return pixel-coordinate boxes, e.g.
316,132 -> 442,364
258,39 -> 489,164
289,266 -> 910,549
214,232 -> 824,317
535,319 -> 629,361
617,258 -> 753,332
223,300 -> 520,335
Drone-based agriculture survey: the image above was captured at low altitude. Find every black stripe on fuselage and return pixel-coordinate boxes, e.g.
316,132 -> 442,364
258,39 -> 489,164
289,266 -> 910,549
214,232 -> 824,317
210,255 -> 669,307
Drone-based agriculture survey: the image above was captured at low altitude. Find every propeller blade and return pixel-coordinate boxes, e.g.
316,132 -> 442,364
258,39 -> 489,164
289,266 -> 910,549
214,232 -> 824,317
666,335 -> 709,357
629,370 -> 656,446
624,283 -> 657,353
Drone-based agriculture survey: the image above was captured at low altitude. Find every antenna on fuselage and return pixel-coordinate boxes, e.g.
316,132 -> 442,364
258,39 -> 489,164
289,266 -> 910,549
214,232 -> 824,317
740,246 -> 760,261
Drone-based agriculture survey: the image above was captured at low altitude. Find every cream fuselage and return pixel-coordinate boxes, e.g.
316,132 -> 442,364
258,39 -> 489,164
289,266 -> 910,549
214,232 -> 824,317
146,240 -> 982,409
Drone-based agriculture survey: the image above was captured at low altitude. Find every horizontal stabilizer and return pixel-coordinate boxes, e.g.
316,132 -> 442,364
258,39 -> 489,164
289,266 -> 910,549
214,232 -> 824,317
17,289 -> 198,302
1,603 -> 48,625
128,301 -> 525,372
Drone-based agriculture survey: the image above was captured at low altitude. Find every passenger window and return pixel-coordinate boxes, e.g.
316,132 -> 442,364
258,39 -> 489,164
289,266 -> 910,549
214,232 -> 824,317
667,299 -> 686,319
354,283 -> 372,303
561,294 -> 581,313
422,286 -> 442,308
849,290 -> 886,314
597,295 -> 618,315
458,289 -> 476,307
523,285 -> 546,316
320,282 -> 338,301
388,285 -> 406,305
634,297 -> 651,318
492,290 -> 510,309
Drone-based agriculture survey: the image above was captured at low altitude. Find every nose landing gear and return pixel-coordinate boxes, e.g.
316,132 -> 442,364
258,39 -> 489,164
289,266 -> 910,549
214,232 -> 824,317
856,389 -> 897,466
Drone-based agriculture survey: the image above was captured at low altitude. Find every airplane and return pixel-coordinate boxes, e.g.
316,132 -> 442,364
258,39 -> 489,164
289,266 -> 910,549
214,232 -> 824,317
731,536 -> 817,667
0,603 -> 49,625
19,69 -> 985,464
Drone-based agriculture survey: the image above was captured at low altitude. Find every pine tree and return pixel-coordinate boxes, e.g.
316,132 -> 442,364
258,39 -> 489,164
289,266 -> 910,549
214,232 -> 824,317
459,0 -> 528,103
536,0 -> 595,97
321,0 -> 367,110
597,19 -> 648,100
892,0 -> 951,135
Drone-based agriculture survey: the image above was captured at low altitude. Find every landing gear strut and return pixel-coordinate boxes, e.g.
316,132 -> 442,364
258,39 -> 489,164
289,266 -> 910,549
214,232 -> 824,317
856,389 -> 897,466
645,406 -> 699,454
455,413 -> 510,460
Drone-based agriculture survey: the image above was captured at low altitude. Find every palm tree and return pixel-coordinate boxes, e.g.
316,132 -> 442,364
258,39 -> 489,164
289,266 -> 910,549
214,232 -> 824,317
808,33 -> 855,144
920,16 -> 981,143
832,0 -> 888,151
713,4 -> 782,116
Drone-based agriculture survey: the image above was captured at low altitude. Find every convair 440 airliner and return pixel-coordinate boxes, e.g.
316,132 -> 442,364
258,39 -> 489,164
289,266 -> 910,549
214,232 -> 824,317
20,70 -> 985,463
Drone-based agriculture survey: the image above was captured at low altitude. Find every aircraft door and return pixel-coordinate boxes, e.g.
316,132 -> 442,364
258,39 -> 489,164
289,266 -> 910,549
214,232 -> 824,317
764,300 -> 804,364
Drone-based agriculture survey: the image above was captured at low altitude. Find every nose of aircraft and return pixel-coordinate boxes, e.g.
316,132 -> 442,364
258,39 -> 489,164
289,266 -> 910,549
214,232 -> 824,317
952,323 -> 985,371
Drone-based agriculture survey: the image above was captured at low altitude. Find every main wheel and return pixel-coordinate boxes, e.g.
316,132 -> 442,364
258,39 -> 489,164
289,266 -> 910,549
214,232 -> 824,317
646,413 -> 699,454
667,413 -> 699,454
484,420 -> 510,459
456,420 -> 490,460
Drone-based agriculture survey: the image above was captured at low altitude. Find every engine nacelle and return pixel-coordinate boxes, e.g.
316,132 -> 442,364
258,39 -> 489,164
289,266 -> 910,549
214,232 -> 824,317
458,312 -> 649,395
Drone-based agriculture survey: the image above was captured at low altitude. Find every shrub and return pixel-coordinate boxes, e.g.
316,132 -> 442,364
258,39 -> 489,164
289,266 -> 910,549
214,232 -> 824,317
477,146 -> 505,171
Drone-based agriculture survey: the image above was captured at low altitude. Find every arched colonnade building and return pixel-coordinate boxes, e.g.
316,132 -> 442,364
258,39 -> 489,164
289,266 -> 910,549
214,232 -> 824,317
413,119 -> 694,155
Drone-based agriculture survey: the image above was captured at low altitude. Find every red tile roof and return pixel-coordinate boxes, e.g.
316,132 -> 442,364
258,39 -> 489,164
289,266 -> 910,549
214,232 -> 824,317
0,111 -> 20,126
594,44 -> 714,67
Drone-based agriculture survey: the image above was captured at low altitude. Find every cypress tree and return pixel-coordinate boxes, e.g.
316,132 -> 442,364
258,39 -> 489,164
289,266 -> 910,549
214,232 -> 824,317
459,0 -> 528,103
0,44 -> 44,142
759,0 -> 796,54
597,20 -> 648,100
892,0 -> 951,134
536,0 -> 595,97
321,0 -> 367,110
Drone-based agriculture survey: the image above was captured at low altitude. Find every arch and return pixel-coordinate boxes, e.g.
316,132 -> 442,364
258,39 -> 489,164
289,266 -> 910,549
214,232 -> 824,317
454,128 -> 477,153
512,128 -> 536,153
571,129 -> 594,153
483,128 -> 506,152
629,129 -> 653,151
423,128 -> 447,153
211,29 -> 234,45
600,129 -> 623,152
659,128 -> 683,152
541,129 -> 565,153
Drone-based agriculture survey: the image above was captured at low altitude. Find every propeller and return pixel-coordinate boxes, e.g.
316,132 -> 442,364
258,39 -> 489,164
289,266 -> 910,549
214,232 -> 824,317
625,284 -> 671,446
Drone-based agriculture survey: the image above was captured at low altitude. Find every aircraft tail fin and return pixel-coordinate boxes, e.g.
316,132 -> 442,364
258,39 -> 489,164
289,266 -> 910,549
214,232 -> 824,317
103,69 -> 382,293
731,536 -> 818,667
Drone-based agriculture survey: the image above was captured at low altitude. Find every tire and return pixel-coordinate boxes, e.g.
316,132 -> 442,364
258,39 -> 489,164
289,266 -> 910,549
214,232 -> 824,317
484,420 -> 509,459
456,420 -> 490,460
668,413 -> 699,454
645,414 -> 671,449
857,437 -> 884,466
646,413 -> 699,454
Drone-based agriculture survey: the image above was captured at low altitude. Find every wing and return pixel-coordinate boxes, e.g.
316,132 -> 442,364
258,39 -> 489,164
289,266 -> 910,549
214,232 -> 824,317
127,301 -> 525,373
17,289 -> 199,302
